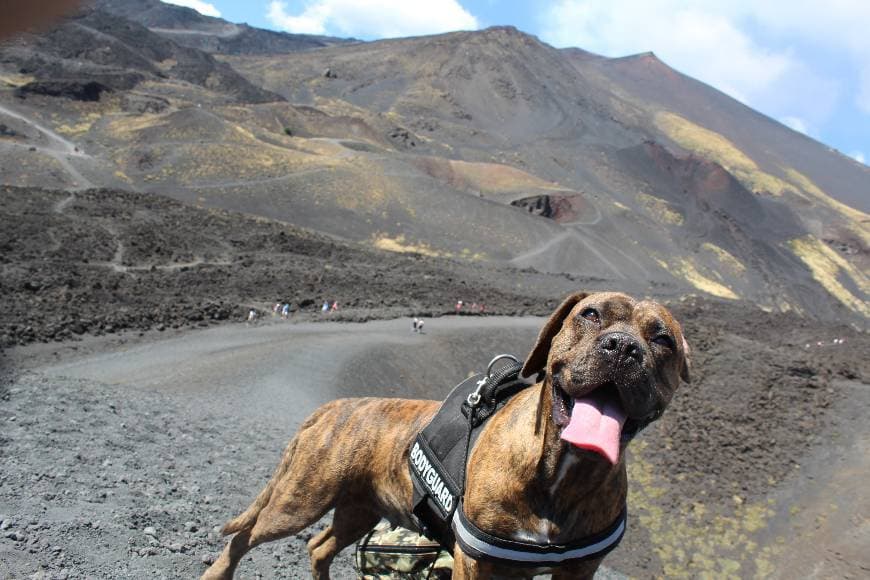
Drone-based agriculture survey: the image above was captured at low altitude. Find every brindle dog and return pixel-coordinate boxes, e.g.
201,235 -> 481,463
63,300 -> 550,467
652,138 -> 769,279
202,292 -> 691,579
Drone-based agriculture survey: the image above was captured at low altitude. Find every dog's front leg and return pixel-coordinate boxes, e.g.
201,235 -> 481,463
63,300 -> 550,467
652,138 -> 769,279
451,545 -> 494,579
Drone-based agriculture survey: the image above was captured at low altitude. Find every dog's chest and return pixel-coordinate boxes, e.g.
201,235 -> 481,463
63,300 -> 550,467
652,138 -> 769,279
510,452 -> 581,544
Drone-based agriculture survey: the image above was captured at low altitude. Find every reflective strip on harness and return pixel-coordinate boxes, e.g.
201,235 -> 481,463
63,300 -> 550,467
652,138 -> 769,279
452,503 -> 626,565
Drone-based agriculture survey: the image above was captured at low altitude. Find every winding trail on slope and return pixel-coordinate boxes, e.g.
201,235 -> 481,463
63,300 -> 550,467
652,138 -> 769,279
0,104 -> 84,156
510,228 -> 627,279
0,103 -> 94,190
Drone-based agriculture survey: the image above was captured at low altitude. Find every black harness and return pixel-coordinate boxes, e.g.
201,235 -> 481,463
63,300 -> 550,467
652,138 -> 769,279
408,355 -> 627,567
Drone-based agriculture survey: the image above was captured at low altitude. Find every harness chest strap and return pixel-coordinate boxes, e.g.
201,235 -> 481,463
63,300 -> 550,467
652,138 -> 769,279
452,503 -> 627,565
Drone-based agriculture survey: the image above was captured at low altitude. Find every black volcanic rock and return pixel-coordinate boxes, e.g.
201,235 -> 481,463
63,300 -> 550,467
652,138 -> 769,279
15,80 -> 111,101
0,7 -> 283,103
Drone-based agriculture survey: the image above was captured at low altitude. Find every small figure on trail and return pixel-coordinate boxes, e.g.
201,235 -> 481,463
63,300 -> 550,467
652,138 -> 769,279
330,301 -> 339,312
273,302 -> 281,317
412,318 -> 419,333
322,301 -> 329,313
247,308 -> 257,324
455,300 -> 463,314
282,303 -> 290,319
417,319 -> 424,334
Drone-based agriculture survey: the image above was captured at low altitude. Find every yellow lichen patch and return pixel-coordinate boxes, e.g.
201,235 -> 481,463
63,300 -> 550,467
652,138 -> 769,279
334,185 -> 385,211
654,112 -> 798,197
56,113 -> 101,137
313,96 -> 375,119
783,168 -> 870,246
233,124 -> 258,141
155,58 -> 178,72
701,243 -> 746,275
656,257 -> 739,299
459,248 -> 487,261
0,72 -> 35,87
130,142 -> 314,185
372,235 -> 444,257
787,235 -> 870,316
113,170 -> 132,184
447,159 -> 561,193
105,113 -> 170,140
637,192 -> 684,225
627,441 -> 779,578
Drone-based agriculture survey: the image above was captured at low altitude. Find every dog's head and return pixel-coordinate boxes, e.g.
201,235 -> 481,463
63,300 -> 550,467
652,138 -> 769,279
521,292 -> 691,463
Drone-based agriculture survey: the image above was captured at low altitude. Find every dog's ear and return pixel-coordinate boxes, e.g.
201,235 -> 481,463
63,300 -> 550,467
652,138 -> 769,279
680,335 -> 692,384
521,292 -> 589,379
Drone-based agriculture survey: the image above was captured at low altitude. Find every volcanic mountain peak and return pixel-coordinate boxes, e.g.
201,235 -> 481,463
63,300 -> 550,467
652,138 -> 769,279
94,0 -> 352,54
0,8 -> 867,322
94,0 -> 224,29
560,45 -> 604,57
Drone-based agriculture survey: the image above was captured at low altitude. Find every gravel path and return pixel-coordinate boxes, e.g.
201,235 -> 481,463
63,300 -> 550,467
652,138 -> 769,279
0,317 -> 544,579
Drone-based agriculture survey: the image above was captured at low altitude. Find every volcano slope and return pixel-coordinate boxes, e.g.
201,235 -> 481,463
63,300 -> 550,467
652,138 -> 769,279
0,184 -> 612,348
1,185 -> 869,579
2,11 -> 867,323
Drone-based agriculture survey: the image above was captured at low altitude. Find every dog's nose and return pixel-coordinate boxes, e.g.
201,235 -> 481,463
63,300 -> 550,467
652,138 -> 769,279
598,332 -> 643,364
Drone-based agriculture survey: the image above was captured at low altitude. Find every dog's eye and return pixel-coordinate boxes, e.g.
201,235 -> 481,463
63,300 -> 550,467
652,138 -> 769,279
652,335 -> 674,349
581,308 -> 600,324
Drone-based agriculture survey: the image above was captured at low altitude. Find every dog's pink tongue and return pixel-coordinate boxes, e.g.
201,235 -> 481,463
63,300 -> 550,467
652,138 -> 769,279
560,396 -> 627,464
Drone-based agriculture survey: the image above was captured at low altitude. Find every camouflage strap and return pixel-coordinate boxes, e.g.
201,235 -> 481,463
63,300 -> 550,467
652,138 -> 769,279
354,521 -> 453,579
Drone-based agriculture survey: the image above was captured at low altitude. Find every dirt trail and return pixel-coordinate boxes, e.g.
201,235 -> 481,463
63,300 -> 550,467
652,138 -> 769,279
0,104 -> 94,190
0,104 -> 84,157
766,379 -> 870,579
510,229 -> 627,279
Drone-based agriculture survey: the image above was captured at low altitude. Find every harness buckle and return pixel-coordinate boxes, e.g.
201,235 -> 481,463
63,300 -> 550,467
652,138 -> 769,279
467,355 -> 520,408
466,378 -> 487,407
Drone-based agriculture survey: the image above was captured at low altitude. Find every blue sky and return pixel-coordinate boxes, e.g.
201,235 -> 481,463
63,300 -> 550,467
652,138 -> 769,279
164,0 -> 869,167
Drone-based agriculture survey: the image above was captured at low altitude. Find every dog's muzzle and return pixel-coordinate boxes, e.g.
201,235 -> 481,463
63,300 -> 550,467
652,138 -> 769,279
597,331 -> 644,367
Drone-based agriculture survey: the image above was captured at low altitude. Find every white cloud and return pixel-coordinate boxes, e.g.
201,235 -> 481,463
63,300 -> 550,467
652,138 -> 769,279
540,1 -> 795,107
267,0 -> 478,39
161,0 -> 221,18
851,151 -> 866,164
781,116 -> 809,135
859,68 -> 870,114
740,1 -> 870,115
538,1 -> 870,145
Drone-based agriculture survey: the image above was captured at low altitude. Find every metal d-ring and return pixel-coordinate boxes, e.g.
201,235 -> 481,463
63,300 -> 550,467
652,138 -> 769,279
486,354 -> 519,378
467,354 -> 519,408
